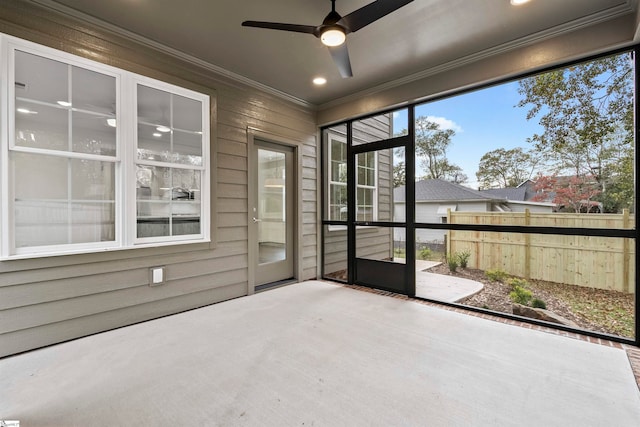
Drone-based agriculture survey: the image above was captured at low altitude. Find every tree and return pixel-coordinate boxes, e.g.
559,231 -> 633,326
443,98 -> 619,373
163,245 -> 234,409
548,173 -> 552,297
517,52 -> 634,212
531,174 -> 601,213
393,161 -> 406,187
476,147 -> 540,189
414,116 -> 466,183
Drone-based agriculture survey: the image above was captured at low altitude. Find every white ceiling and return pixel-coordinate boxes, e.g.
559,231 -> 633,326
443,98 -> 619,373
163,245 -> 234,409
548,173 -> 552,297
30,0 -> 638,106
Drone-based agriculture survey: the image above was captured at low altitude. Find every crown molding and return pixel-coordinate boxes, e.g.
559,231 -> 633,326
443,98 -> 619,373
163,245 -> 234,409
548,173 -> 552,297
25,0 -> 637,113
318,1 -> 637,111
26,0 -> 315,109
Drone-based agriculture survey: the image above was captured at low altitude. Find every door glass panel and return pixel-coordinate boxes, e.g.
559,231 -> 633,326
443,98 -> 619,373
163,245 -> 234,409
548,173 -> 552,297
258,148 -> 286,264
354,146 -> 405,223
355,226 -> 405,264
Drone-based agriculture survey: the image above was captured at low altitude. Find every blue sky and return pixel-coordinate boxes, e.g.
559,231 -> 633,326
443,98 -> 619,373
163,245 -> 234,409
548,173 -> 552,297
393,80 -> 544,189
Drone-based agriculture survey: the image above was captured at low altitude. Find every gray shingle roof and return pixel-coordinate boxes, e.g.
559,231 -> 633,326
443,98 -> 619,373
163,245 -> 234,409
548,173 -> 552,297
479,180 -> 537,201
394,179 -> 499,202
480,187 -> 526,201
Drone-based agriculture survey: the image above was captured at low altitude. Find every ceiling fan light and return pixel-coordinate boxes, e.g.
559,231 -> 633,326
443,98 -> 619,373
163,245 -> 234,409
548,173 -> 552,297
321,28 -> 346,47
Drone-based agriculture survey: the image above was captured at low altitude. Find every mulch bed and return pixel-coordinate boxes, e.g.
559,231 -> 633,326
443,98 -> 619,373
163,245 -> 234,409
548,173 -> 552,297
426,264 -> 633,337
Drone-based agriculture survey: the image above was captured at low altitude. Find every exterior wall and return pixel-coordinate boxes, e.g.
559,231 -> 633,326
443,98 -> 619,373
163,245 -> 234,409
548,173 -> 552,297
0,2 -> 317,357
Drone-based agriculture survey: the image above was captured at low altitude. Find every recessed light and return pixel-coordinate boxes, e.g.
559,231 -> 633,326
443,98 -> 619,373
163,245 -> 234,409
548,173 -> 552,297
153,132 -> 162,137
510,0 -> 531,5
16,107 -> 36,114
57,101 -> 72,107
106,118 -> 117,127
156,125 -> 171,133
313,77 -> 327,85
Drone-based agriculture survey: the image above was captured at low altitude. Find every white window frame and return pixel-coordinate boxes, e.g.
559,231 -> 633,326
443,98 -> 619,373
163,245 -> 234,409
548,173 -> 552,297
0,34 -> 210,259
130,77 -> 210,246
355,150 -> 378,222
326,133 -> 378,225
327,133 -> 348,222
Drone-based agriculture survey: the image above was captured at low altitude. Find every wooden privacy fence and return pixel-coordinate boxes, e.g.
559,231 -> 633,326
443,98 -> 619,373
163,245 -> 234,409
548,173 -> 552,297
447,209 -> 635,294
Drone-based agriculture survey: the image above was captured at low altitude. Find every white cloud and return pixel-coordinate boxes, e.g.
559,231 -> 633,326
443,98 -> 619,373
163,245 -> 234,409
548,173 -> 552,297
425,115 -> 463,133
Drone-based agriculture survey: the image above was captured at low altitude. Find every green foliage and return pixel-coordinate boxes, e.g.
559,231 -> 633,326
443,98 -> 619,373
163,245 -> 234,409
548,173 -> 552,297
485,268 -> 508,282
446,255 -> 459,273
393,248 -> 406,258
418,247 -> 432,260
531,298 -> 547,309
510,286 -> 533,306
456,250 -> 471,268
507,277 -> 529,289
415,117 -> 467,184
517,53 -> 634,213
393,160 -> 406,188
476,147 -> 540,190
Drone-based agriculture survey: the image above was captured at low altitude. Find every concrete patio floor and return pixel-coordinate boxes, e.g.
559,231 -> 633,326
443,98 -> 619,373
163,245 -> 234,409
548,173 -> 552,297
1,280 -> 639,426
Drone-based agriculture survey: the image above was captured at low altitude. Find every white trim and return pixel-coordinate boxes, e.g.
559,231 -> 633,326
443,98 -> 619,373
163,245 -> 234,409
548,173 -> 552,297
26,0 -> 636,111
0,36 -> 9,257
327,132 -> 348,221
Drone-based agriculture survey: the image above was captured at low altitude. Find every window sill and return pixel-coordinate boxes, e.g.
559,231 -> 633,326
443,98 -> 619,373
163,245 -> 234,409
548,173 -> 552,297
1,237 -> 211,261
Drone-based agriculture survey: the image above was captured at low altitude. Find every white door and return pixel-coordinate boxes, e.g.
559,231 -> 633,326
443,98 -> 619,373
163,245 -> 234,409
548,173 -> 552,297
252,141 -> 295,288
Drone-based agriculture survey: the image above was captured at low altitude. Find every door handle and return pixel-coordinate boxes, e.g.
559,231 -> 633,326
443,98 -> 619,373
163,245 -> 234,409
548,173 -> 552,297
252,217 -> 262,223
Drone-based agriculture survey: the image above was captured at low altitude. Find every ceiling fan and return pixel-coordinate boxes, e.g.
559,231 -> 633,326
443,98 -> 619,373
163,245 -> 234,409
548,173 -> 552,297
242,0 -> 414,78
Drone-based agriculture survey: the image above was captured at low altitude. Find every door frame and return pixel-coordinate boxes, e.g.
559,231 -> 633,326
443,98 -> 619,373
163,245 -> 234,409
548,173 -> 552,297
347,134 -> 415,296
247,127 -> 301,295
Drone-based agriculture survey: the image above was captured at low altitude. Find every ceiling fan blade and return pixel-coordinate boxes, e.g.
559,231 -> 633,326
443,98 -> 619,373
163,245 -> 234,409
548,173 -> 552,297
340,0 -> 414,33
242,21 -> 317,35
328,43 -> 353,78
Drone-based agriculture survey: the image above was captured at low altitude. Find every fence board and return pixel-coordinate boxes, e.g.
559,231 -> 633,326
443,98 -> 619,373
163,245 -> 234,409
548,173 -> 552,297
449,210 -> 635,294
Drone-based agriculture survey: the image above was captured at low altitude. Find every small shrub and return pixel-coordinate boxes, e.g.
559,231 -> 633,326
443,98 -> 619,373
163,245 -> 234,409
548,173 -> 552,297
531,298 -> 547,309
507,277 -> 529,289
446,255 -> 459,272
510,286 -> 533,306
485,268 -> 508,282
418,247 -> 432,260
393,248 -> 406,258
456,250 -> 471,268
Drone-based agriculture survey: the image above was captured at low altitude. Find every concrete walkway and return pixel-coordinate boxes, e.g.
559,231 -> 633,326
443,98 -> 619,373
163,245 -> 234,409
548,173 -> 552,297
396,259 -> 484,302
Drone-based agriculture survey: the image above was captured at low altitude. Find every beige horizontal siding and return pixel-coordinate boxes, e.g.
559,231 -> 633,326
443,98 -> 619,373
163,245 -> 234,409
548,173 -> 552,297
0,1 -> 318,357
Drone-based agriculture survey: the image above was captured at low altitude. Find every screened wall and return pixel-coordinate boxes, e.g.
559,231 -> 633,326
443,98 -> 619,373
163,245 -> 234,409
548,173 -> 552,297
321,47 -> 638,345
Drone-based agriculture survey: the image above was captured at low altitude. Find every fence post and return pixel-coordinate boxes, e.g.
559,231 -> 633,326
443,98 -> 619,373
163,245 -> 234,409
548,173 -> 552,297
446,208 -> 452,259
623,208 -> 630,293
524,209 -> 531,280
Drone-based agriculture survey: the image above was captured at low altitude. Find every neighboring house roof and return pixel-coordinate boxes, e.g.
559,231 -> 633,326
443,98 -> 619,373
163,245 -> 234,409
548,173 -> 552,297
478,180 -> 537,202
394,179 -> 499,203
480,187 -> 528,201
